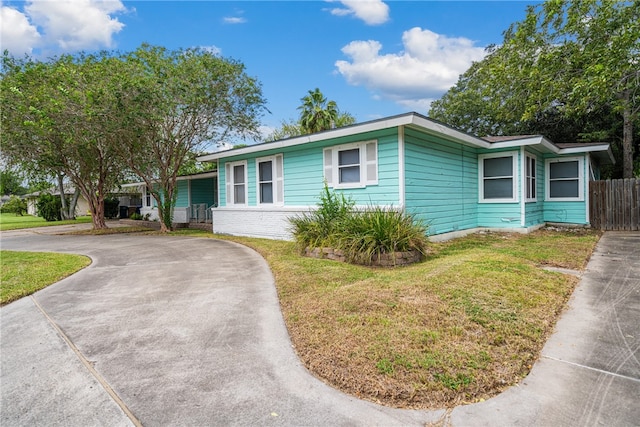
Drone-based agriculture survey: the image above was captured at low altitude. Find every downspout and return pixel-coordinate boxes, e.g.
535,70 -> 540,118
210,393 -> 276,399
398,126 -> 406,209
520,147 -> 526,228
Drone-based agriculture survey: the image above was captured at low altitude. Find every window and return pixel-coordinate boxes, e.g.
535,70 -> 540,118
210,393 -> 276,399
479,152 -> 518,202
144,187 -> 153,208
256,155 -> 284,205
323,141 -> 377,189
225,161 -> 247,205
525,154 -> 537,202
546,158 -> 583,201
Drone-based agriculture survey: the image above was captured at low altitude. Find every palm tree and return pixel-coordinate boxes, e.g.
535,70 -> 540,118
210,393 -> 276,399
298,88 -> 340,133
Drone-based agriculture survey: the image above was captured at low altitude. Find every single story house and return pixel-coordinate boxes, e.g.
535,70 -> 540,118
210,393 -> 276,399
24,185 -> 91,217
122,171 -> 217,224
24,184 -> 141,217
196,112 -> 614,241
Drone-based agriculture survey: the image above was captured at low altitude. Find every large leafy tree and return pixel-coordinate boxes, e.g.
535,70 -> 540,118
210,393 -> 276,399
0,168 -> 27,196
430,0 -> 639,178
266,88 -> 355,141
115,44 -> 267,232
1,53 -> 126,227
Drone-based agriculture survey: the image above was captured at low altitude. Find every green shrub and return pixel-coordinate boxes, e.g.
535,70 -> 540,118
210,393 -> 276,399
336,206 -> 429,265
289,185 -> 429,265
0,195 -> 27,216
104,197 -> 120,219
289,183 -> 354,250
36,194 -> 62,221
129,212 -> 143,220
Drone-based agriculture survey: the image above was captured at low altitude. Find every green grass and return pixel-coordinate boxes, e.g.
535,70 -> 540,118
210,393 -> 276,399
169,227 -> 601,409
1,251 -> 91,305
0,213 -> 93,231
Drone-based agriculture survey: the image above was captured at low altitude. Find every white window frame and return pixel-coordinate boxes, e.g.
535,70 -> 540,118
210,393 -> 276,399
256,154 -> 284,206
323,140 -> 378,189
545,157 -> 584,202
225,160 -> 248,205
525,153 -> 537,202
479,151 -> 519,203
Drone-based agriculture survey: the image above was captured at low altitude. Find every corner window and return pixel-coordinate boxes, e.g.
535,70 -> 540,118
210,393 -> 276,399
323,141 -> 377,189
479,152 -> 518,203
225,161 -> 247,205
546,157 -> 583,201
256,155 -> 284,205
525,154 -> 537,202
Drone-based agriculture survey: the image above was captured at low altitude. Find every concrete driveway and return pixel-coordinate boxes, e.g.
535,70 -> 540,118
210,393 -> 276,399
1,227 -> 639,426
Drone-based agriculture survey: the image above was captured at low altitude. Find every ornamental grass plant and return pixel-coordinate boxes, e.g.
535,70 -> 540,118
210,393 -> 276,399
289,185 -> 429,265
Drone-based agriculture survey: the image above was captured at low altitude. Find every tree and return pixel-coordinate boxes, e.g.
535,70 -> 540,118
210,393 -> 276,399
1,52 -> 127,228
0,169 -> 27,195
266,89 -> 356,141
430,0 -> 639,178
298,88 -> 355,134
0,195 -> 27,216
115,44 -> 267,232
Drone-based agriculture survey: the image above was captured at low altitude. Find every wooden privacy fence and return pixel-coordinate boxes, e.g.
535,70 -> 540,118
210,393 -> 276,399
590,179 -> 640,231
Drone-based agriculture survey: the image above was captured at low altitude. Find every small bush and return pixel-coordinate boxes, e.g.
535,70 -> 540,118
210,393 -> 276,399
289,185 -> 429,266
336,206 -> 429,265
129,212 -> 143,220
104,197 -> 120,219
36,194 -> 62,221
289,183 -> 354,250
0,195 -> 27,216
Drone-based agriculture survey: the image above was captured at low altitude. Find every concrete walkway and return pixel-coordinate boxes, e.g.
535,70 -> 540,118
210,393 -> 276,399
1,228 -> 638,426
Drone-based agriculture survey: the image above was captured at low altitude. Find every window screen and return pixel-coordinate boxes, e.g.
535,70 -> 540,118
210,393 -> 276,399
549,160 -> 579,199
338,148 -> 360,183
482,156 -> 513,200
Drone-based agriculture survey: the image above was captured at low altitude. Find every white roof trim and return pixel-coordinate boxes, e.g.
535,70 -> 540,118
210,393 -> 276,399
197,113 -> 490,161
120,171 -> 218,188
195,112 -> 614,164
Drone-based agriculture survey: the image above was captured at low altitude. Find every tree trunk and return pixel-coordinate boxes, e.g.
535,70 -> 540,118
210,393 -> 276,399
56,174 -> 71,220
622,91 -> 634,178
68,188 -> 81,219
88,195 -> 108,229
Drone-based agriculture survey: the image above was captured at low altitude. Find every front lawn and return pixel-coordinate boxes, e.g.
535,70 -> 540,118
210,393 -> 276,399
0,251 -> 91,305
198,227 -> 601,408
0,213 -> 92,231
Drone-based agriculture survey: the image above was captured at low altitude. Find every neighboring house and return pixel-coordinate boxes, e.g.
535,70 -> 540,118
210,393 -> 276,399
24,184 -> 140,217
123,171 -> 217,224
23,186 -> 91,217
197,112 -> 614,241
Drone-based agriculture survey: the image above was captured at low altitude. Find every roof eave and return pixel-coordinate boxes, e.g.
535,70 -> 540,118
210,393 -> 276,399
196,113 -> 490,162
558,144 -> 615,164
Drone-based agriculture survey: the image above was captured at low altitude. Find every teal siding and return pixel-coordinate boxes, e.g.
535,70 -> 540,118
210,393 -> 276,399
284,129 -> 401,206
191,177 -> 216,206
175,180 -> 189,207
404,128 -> 478,235
542,153 -> 589,224
543,201 -> 587,223
476,148 -> 523,229
220,129 -> 401,207
477,203 -> 521,227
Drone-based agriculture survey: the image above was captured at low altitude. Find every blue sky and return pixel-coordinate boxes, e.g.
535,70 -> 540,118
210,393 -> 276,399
1,1 -> 535,141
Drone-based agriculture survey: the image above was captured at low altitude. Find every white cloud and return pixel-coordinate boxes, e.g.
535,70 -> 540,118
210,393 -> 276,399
0,5 -> 41,54
0,0 -> 126,55
335,27 -> 486,111
328,0 -> 389,25
198,45 -> 222,55
223,16 -> 246,24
